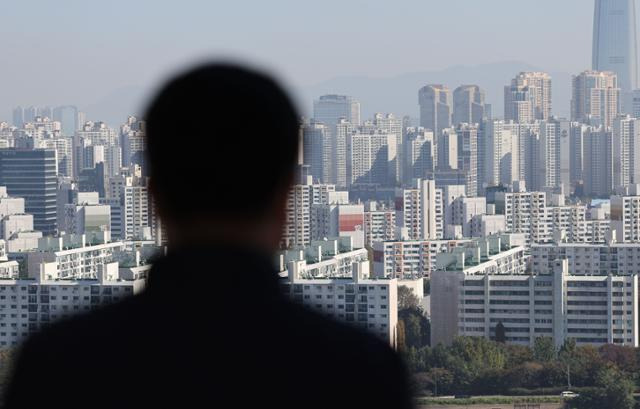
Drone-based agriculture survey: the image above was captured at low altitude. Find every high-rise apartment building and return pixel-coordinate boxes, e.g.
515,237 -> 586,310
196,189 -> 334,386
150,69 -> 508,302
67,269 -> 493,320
74,121 -> 120,178
373,239 -> 469,279
433,257 -> 638,348
456,123 -> 479,197
12,107 -> 23,128
52,106 -> 79,137
437,128 -> 458,171
504,72 -> 552,122
403,127 -> 436,185
483,120 -> 521,187
0,186 -> 41,252
583,126 -> 614,197
346,131 -> 397,187
105,170 -> 154,241
453,85 -> 485,126
363,201 -> 396,247
282,176 -> 337,248
302,121 -> 331,184
611,184 -> 640,242
372,113 -> 403,183
311,191 -> 365,249
418,85 -> 452,135
313,95 -> 361,129
280,240 -> 398,346
40,138 -> 73,178
395,179 -> 443,240
495,183 -> 548,246
120,116 -> 146,170
612,116 -> 640,190
571,70 -> 620,127
63,192 -> 111,236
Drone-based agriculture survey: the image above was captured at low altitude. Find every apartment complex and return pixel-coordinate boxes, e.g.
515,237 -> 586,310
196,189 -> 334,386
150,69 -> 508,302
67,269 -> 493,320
279,238 -> 398,345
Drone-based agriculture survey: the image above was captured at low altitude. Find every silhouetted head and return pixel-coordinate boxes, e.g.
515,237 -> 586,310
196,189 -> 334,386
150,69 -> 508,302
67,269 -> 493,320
145,63 -> 299,251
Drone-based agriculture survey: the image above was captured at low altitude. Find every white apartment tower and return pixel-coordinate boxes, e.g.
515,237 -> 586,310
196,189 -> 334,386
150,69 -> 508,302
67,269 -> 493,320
346,130 -> 397,187
396,179 -> 443,240
418,85 -> 452,136
453,85 -> 486,126
403,127 -> 436,185
611,184 -> 640,242
456,123 -> 479,197
282,177 -> 337,248
571,70 -> 620,127
612,116 -> 640,190
106,171 -> 154,241
504,72 -> 552,122
313,95 -> 361,129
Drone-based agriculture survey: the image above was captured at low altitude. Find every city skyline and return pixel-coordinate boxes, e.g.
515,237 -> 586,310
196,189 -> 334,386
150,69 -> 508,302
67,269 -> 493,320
0,0 -> 606,124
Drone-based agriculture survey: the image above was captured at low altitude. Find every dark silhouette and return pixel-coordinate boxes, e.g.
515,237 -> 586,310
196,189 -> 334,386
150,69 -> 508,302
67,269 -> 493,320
4,64 -> 413,408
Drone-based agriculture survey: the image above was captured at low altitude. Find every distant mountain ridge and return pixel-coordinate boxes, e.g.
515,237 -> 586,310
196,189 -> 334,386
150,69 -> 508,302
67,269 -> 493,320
297,61 -> 573,121
79,61 -> 574,127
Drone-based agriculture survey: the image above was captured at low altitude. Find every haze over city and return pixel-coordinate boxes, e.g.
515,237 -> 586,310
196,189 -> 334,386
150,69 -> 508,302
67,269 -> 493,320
4,1 -> 640,408
1,0 -> 594,123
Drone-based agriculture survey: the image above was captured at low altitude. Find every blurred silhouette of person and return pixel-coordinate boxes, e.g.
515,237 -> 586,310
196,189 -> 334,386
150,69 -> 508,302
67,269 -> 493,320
4,64 -> 413,409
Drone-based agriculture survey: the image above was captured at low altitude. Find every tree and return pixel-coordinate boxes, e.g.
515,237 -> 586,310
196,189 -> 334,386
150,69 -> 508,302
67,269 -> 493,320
598,344 -> 638,374
533,336 -> 556,362
398,286 -> 420,310
559,338 -> 577,389
501,361 -> 544,391
494,322 -> 506,343
399,307 -> 430,348
504,344 -> 534,367
425,367 -> 454,396
396,319 -> 406,351
570,366 -> 635,409
403,312 -> 423,349
423,279 -> 430,295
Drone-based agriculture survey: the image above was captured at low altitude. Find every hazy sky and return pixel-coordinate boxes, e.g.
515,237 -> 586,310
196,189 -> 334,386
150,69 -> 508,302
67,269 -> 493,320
0,0 -> 596,121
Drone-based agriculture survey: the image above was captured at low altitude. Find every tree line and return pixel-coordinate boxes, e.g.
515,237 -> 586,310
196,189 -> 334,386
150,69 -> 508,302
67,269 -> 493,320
396,285 -> 638,408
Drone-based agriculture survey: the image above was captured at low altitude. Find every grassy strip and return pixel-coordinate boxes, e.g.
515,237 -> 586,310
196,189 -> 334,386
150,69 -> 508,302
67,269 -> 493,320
417,395 -> 564,406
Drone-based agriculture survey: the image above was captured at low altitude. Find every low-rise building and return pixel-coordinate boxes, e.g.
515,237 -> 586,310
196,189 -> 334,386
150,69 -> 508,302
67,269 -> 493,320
279,238 -> 398,346
372,239 -> 470,279
432,256 -> 639,348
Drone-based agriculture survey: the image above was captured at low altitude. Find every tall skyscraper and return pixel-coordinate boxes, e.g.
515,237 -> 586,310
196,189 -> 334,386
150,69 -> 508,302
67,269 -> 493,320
584,126 -> 614,197
456,123 -> 479,197
313,95 -> 361,128
593,0 -> 638,108
437,128 -> 458,171
612,116 -> 640,189
120,116 -> 147,171
418,85 -> 452,136
0,148 -> 58,235
483,120 -> 521,187
504,72 -> 552,122
53,105 -> 79,137
346,131 -> 396,187
302,121 -> 331,184
106,168 -> 156,241
453,85 -> 485,125
404,127 -> 435,184
12,107 -> 23,128
395,179 -> 443,240
372,113 -> 403,183
571,70 -> 620,127
532,119 -> 570,191
74,121 -> 120,178
23,106 -> 37,124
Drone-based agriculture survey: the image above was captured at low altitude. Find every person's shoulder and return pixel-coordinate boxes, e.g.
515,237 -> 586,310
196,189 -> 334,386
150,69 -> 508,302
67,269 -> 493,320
23,292 -> 149,354
282,300 -> 399,361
